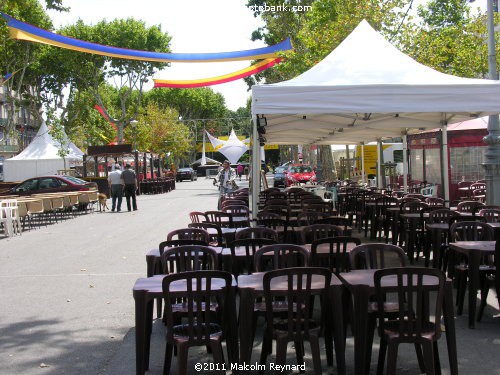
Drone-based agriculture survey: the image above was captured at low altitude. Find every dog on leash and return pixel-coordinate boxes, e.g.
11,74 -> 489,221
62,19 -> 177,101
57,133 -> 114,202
98,193 -> 109,212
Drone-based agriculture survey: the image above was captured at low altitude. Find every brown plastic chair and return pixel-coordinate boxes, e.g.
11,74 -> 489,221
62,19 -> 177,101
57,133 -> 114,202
456,200 -> 485,215
254,244 -> 310,272
167,228 -> 210,244
205,210 -> 234,228
160,245 -> 219,274
222,205 -> 250,228
310,236 -> 361,274
374,267 -> 446,375
477,239 -> 500,322
259,267 -> 332,374
350,243 -> 413,374
295,211 -> 330,226
314,216 -> 351,234
235,227 -> 278,241
447,221 -> 493,315
189,211 -> 207,223
256,215 -> 289,242
158,239 -> 208,256
300,223 -> 343,245
350,243 -> 408,270
160,245 -> 220,330
188,222 -> 224,247
425,197 -> 445,206
229,238 -> 277,275
478,208 -> 500,223
162,270 -> 232,375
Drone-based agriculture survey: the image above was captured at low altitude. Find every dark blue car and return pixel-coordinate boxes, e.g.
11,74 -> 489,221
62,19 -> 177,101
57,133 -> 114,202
273,166 -> 286,187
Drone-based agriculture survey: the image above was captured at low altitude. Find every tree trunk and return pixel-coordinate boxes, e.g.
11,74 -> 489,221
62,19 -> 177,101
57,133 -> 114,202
319,145 -> 335,182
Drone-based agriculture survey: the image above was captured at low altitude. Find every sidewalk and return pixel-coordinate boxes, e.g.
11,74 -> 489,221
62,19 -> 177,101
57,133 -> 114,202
0,177 -> 499,375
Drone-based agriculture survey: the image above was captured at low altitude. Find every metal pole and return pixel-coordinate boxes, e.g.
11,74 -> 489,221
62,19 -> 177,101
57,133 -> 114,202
483,0 -> 500,205
441,123 -> 450,203
377,140 -> 383,188
316,144 -> 322,183
402,134 -> 408,193
251,115 -> 260,217
361,142 -> 366,185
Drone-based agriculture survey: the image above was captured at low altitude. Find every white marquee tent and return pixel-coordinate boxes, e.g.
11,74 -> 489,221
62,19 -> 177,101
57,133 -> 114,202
3,121 -> 84,182
250,19 -> 500,211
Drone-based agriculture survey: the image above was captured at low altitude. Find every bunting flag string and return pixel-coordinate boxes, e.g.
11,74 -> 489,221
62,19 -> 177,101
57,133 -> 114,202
1,12 -> 292,63
94,104 -> 118,144
153,57 -> 282,88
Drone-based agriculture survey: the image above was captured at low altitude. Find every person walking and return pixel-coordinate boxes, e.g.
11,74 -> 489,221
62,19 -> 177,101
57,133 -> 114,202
215,160 -> 237,208
121,163 -> 138,211
236,163 -> 244,181
107,163 -> 124,212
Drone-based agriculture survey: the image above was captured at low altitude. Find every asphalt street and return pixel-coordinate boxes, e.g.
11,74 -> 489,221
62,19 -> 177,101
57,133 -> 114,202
1,176 -> 499,375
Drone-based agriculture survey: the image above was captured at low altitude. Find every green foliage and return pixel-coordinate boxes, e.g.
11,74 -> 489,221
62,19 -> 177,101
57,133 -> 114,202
129,102 -> 192,164
246,0 -> 409,84
64,84 -> 118,150
394,1 -> 492,79
46,108 -> 70,168
145,87 -> 227,120
145,87 -> 229,141
42,17 -> 172,143
0,0 -> 53,132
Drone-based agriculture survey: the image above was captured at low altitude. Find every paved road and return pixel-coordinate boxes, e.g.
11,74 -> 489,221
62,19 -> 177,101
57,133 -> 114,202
1,176 -> 500,375
0,177 -> 222,375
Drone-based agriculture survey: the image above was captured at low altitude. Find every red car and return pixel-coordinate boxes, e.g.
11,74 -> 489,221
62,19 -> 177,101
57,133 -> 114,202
285,164 -> 316,186
0,175 -> 98,196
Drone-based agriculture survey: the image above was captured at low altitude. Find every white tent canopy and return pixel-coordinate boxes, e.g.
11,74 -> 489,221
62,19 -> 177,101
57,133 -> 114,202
252,20 -> 500,145
250,19 -> 500,211
206,129 -> 249,164
3,121 -> 83,182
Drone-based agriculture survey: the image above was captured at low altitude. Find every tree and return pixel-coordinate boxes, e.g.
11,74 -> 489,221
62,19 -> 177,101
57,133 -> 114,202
395,1 -> 493,79
0,0 -> 53,137
127,102 -> 192,166
63,84 -> 119,150
45,18 -> 171,144
145,87 -> 229,143
46,108 -> 70,169
0,0 -> 67,11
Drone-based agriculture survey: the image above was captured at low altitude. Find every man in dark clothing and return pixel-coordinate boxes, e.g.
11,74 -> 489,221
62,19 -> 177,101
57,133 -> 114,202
121,164 -> 138,211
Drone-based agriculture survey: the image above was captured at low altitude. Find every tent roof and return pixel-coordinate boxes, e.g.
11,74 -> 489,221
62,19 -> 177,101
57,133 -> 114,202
9,121 -> 84,160
251,20 -> 500,145
190,157 -> 221,166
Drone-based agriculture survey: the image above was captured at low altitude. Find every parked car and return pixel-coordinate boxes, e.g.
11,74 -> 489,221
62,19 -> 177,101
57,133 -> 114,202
0,175 -> 98,196
176,167 -> 198,182
273,166 -> 287,187
285,164 -> 316,187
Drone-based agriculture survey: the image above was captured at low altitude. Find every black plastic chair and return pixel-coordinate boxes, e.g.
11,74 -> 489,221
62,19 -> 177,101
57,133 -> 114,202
259,267 -> 331,374
374,267 -> 446,375
166,228 -> 210,244
162,270 -> 232,375
310,236 -> 361,274
229,238 -> 277,275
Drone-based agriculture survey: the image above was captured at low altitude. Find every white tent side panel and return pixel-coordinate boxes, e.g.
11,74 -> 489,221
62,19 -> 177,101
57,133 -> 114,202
3,158 -> 65,182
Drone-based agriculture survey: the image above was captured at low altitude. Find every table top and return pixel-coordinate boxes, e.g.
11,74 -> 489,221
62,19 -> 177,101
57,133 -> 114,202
339,269 -> 445,289
147,246 -> 223,258
448,240 -> 496,252
220,242 -> 358,257
237,272 -> 341,291
133,274 -> 237,295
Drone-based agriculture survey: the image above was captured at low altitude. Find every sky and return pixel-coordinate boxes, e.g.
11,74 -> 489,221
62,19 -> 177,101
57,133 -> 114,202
46,0 -> 266,111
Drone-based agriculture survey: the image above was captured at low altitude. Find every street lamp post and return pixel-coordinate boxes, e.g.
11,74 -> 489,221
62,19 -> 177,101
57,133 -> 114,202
130,120 -> 138,151
481,0 -> 500,205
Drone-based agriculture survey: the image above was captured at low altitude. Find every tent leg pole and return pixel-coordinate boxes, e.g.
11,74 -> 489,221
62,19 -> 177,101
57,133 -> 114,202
251,115 -> 261,218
